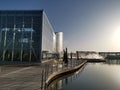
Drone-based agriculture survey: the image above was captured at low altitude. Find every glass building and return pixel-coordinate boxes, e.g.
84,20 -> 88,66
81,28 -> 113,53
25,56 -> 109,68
0,10 -> 59,63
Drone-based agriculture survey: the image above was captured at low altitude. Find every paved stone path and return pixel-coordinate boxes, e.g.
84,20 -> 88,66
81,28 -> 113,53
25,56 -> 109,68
0,66 -> 43,90
0,59 -> 83,90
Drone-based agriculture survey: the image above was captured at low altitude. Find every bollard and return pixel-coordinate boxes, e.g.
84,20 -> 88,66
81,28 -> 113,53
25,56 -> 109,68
47,64 -> 49,76
46,64 -> 48,79
44,67 -> 47,90
70,52 -> 73,60
71,59 -> 72,68
62,62 -> 63,70
57,62 -> 59,71
74,59 -> 75,67
48,65 -> 50,76
41,69 -> 44,90
51,63 -> 53,74
45,64 -> 47,81
56,62 -> 58,71
76,51 -> 79,60
0,67 -> 1,73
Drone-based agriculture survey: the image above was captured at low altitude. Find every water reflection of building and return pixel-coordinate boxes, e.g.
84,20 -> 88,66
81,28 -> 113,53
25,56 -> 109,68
0,10 -> 63,63
48,66 -> 86,90
57,80 -> 62,89
106,60 -> 120,65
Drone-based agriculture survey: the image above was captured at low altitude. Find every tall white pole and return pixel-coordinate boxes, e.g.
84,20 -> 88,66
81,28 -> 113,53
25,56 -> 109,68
2,16 -> 7,61
20,18 -> 24,62
11,24 -> 16,61
29,18 -> 33,62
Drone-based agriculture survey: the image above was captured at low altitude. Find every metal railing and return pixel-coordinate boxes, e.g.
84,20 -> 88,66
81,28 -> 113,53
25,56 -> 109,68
40,59 -> 84,90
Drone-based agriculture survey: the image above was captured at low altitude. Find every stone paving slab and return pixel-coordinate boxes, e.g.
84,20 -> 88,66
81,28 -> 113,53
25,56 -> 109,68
0,65 -> 43,90
0,59 -> 83,90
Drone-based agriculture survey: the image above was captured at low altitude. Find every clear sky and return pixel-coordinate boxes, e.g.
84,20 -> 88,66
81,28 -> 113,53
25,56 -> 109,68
0,0 -> 120,52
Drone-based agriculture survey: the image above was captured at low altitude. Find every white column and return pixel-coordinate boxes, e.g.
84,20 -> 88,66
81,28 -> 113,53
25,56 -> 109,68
29,18 -> 33,62
11,24 -> 16,61
20,20 -> 24,62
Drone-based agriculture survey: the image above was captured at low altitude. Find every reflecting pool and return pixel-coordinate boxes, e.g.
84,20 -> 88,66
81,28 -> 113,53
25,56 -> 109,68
48,60 -> 120,90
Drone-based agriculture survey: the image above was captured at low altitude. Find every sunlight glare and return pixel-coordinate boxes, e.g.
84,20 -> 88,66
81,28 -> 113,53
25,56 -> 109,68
114,27 -> 120,45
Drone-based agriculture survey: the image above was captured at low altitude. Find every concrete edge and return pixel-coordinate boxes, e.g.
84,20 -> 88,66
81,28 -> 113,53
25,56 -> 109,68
42,59 -> 56,64
0,62 -> 41,67
0,59 -> 56,67
46,61 -> 87,86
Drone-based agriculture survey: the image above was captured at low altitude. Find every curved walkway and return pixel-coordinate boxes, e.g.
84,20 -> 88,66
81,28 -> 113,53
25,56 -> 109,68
0,59 -> 87,90
46,61 -> 87,87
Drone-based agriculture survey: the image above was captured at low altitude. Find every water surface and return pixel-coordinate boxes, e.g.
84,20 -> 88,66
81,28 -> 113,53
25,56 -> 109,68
48,60 -> 120,90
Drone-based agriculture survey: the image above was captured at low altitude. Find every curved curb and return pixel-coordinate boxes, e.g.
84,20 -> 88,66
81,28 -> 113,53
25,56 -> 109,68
46,61 -> 87,86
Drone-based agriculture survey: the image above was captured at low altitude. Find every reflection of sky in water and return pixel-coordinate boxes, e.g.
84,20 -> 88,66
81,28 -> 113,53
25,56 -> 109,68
49,60 -> 120,90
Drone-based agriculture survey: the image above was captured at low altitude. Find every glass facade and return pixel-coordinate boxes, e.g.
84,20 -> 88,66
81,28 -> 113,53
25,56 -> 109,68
42,12 -> 56,59
0,10 -> 63,63
0,10 -> 42,62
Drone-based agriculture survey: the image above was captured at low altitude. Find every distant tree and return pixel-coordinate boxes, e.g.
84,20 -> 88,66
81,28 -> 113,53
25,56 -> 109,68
63,48 -> 68,64
70,52 -> 73,60
63,49 -> 65,62
76,51 -> 79,60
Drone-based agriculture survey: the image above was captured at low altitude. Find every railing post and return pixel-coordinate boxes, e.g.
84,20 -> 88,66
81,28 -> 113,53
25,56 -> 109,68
51,63 -> 53,74
41,69 -> 44,90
